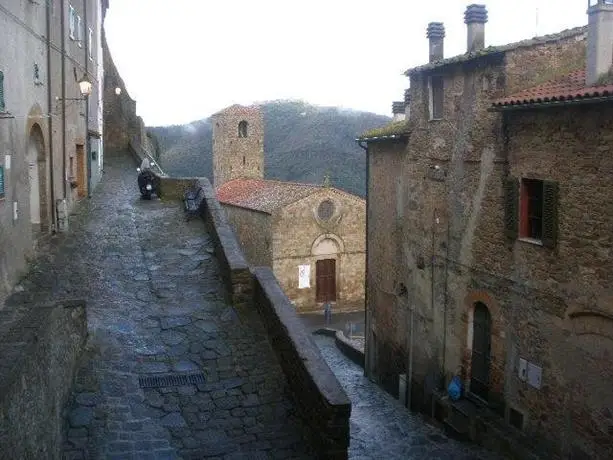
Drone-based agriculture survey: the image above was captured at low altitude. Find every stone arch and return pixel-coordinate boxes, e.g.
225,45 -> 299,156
461,290 -> 504,398
27,122 -> 49,232
311,233 -> 344,256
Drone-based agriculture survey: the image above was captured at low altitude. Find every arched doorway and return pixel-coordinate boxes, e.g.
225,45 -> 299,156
27,124 -> 47,233
312,235 -> 340,304
471,301 -> 492,400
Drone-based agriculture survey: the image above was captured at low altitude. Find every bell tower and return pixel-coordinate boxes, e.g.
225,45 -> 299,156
211,105 -> 264,189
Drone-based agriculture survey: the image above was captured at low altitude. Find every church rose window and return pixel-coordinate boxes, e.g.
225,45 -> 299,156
318,200 -> 334,221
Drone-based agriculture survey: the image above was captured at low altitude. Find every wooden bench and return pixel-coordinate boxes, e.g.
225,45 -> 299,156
184,186 -> 205,221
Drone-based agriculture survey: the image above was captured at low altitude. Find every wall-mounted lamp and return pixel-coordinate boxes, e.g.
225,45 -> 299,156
57,74 -> 93,101
115,87 -> 122,95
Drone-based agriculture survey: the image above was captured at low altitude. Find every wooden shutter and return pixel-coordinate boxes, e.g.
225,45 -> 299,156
0,71 -> 4,112
504,176 -> 519,241
542,181 -> 559,249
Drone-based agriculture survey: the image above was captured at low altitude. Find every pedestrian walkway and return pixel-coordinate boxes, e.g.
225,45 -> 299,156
313,335 -> 504,460
10,152 -> 311,459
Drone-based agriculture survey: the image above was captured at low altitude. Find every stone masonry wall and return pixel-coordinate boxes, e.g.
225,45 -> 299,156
222,205 -> 273,267
273,189 -> 365,314
0,301 -> 87,460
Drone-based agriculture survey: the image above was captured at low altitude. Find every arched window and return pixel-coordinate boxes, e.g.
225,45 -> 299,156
238,120 -> 248,138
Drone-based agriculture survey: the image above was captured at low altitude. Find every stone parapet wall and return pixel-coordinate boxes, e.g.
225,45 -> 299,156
153,173 -> 351,458
0,300 -> 87,460
252,267 -> 351,459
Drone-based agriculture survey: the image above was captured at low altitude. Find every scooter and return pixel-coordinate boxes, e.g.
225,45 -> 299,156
137,164 -> 158,200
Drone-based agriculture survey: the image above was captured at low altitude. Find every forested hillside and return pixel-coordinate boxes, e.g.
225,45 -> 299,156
150,100 -> 390,197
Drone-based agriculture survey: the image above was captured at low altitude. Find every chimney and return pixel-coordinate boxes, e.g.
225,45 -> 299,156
464,4 -> 488,53
427,22 -> 445,62
404,88 -> 411,119
392,102 -> 406,121
587,0 -> 613,86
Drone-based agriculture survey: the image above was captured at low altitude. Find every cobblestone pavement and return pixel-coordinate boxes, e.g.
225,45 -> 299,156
10,153 -> 312,459
312,335 -> 504,460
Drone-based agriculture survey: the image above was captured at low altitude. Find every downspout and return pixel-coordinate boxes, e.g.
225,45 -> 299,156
61,0 -> 67,200
46,0 -> 55,231
358,139 -> 369,378
442,204 -> 450,382
84,0 -> 91,198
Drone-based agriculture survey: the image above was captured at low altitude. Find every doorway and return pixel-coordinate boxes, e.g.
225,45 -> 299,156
470,301 -> 492,400
76,144 -> 86,198
27,124 -> 47,232
316,258 -> 336,303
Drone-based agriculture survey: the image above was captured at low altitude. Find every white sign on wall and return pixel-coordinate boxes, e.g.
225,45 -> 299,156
527,362 -> 542,389
298,264 -> 310,289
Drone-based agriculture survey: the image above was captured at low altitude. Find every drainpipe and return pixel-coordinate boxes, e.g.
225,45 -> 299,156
61,0 -> 67,200
46,0 -> 55,231
358,139 -> 369,379
84,0 -> 91,198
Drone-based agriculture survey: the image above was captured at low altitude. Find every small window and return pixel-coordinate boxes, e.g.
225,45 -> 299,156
521,179 -> 543,240
238,120 -> 248,138
429,75 -> 444,120
0,165 -> 5,199
0,71 -> 5,112
242,156 -> 245,165
69,5 -> 76,39
509,407 -> 524,430
77,15 -> 83,46
88,28 -> 93,59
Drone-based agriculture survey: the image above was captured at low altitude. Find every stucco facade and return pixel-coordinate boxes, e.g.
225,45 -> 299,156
363,4 -> 613,458
0,0 -> 106,302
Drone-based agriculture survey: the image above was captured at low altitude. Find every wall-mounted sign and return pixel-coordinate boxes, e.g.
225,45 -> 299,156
298,264 -> 310,289
527,362 -> 542,389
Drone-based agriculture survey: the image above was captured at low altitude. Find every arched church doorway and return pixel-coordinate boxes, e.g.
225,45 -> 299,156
471,301 -> 492,400
27,124 -> 47,233
312,236 -> 340,303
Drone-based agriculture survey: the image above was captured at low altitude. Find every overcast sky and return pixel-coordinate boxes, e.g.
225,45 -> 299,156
104,0 -> 587,127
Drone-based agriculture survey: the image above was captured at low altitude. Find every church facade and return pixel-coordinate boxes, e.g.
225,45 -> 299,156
212,105 -> 365,313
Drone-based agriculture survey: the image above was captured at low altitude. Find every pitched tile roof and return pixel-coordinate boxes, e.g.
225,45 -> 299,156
211,104 -> 261,117
405,26 -> 586,76
216,179 -> 325,213
491,69 -> 613,109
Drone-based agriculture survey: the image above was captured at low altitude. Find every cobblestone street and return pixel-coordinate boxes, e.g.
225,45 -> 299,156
10,153 -> 311,460
312,335 -> 504,460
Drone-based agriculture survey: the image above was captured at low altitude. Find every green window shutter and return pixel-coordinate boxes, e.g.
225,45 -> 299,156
0,166 -> 5,198
542,181 -> 559,249
0,71 -> 5,112
504,176 -> 519,240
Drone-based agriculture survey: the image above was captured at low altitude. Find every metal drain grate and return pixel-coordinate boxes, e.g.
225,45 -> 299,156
138,373 -> 206,389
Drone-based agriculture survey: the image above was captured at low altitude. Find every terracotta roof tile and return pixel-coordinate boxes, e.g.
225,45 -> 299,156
216,179 -> 324,213
492,69 -> 613,108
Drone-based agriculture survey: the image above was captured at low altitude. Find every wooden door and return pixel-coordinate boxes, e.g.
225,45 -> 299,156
316,259 -> 336,302
470,302 -> 491,400
76,144 -> 86,198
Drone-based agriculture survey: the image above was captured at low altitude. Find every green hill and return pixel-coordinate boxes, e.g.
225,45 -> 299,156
149,100 -> 391,197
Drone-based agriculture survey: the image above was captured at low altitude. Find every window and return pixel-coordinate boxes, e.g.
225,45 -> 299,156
317,199 -> 335,221
238,120 -> 248,138
69,5 -> 76,39
0,165 -> 4,199
0,71 -> 5,112
77,15 -> 83,46
504,177 -> 559,248
88,27 -> 93,59
429,75 -> 444,120
242,156 -> 245,165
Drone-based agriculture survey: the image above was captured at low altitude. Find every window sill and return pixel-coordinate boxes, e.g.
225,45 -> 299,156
429,118 -> 444,122
518,237 -> 543,246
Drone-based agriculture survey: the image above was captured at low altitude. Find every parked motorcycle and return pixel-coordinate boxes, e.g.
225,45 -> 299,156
137,163 -> 158,199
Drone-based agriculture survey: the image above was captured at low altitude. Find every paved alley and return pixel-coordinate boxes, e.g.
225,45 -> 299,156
312,335 -> 504,460
9,152 -> 311,459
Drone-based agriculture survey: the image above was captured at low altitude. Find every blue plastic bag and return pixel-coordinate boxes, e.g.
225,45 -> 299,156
447,376 -> 462,401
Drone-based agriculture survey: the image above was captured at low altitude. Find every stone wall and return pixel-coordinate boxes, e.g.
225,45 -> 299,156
273,188 -> 366,313
252,267 -> 351,459
222,205 -> 273,267
0,300 -> 87,460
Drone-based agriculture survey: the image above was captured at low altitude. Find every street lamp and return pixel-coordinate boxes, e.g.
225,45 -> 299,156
115,87 -> 122,95
78,74 -> 93,98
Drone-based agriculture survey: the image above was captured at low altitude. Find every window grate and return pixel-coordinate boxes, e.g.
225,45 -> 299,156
138,373 -> 205,389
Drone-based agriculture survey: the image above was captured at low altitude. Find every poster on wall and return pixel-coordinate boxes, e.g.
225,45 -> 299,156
298,264 -> 310,289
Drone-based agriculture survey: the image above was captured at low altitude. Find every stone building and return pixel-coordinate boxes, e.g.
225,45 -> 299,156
360,2 -> 613,458
212,105 -> 365,313
0,0 -> 107,302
